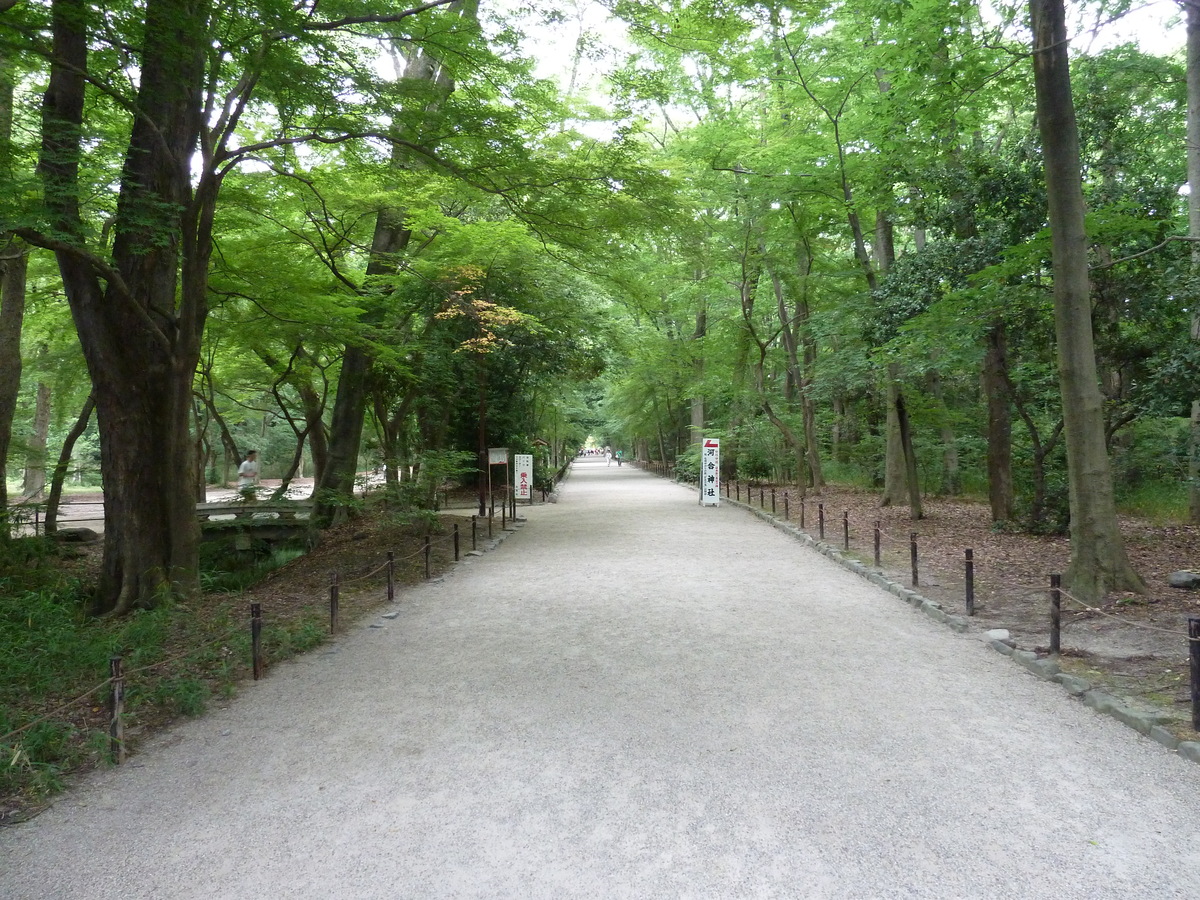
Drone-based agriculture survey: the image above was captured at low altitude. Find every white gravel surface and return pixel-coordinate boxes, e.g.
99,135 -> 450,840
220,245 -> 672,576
4,458 -> 1200,898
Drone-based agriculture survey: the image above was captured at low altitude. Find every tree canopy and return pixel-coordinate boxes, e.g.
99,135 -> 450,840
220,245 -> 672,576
0,0 -> 1192,608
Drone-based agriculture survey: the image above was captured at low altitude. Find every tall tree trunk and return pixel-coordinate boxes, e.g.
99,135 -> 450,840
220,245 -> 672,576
983,322 -> 1014,522
44,394 -> 94,534
880,365 -> 908,506
1030,0 -> 1144,599
35,0 -> 207,613
895,392 -> 924,519
1187,0 -> 1200,523
0,47 -> 25,529
315,5 -> 473,522
690,295 -> 707,446
928,368 -> 959,495
22,381 -> 49,499
0,245 -> 24,519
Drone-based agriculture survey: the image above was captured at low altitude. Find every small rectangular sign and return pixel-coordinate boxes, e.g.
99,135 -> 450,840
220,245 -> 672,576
488,447 -> 509,466
514,453 -> 533,500
701,438 -> 720,506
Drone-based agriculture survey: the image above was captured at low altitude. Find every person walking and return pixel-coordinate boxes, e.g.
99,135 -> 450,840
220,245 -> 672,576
237,450 -> 259,499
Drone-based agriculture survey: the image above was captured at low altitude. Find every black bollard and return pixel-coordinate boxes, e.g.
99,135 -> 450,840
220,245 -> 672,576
965,549 -> 974,616
251,603 -> 264,680
1190,618 -> 1200,731
1050,574 -> 1061,654
330,571 -> 340,633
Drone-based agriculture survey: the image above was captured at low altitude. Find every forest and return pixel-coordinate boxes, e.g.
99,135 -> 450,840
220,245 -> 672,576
0,0 -> 1195,619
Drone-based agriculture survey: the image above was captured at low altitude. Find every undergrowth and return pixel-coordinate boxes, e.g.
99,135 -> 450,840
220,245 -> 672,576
0,536 -> 322,821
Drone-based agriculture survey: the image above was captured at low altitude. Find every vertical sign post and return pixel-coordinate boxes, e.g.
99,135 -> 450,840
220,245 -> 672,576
700,438 -> 720,507
514,453 -> 533,505
488,447 -> 508,518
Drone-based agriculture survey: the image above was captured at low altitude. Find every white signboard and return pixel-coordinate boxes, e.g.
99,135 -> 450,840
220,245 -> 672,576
700,438 -> 720,506
488,447 -> 509,465
514,453 -> 533,500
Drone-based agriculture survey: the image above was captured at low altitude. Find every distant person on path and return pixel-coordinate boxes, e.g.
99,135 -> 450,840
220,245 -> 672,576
615,449 -> 623,467
606,446 -> 613,466
238,450 -> 259,499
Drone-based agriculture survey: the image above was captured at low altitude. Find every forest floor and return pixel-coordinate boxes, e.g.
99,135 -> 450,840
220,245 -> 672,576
737,481 -> 1200,743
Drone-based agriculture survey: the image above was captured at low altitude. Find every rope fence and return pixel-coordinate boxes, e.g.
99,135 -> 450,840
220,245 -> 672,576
3,451 -> 576,784
0,513 -> 492,770
649,468 -> 1200,728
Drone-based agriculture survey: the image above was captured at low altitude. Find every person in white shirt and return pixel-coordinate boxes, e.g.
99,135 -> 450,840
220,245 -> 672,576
237,450 -> 259,499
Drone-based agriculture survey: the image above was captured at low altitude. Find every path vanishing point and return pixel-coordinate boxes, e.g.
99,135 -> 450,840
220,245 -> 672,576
3,457 -> 1200,898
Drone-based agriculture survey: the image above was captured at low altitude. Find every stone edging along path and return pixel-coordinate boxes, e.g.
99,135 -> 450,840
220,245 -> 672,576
717,491 -> 1200,768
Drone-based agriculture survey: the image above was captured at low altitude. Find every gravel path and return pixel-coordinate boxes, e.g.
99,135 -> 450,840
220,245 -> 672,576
4,459 -> 1200,898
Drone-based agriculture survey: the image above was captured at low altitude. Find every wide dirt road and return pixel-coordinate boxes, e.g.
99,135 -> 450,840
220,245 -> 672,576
4,459 -> 1200,898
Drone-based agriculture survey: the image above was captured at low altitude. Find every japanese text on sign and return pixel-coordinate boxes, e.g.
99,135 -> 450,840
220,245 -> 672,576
514,454 -> 533,500
700,438 -> 720,506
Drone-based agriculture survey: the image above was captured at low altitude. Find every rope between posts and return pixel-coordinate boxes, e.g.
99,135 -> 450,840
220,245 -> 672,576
0,623 -> 245,746
341,529 -> 461,582
0,679 -> 114,745
875,526 -> 915,546
1054,585 -> 1200,641
732,495 -> 1199,643
4,526 -> 470,750
121,625 -> 245,679
341,557 -> 393,584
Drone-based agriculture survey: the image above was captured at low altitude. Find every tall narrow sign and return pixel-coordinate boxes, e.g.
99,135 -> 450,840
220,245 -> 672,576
701,438 -> 720,506
514,453 -> 533,502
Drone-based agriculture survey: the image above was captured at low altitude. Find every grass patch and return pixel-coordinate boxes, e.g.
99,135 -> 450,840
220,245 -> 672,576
1116,481 -> 1189,524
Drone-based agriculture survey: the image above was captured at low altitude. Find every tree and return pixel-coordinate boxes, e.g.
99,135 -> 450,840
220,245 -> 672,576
1187,0 -> 1200,522
0,43 -> 26,533
1029,0 -> 1144,599
8,0 -> 457,613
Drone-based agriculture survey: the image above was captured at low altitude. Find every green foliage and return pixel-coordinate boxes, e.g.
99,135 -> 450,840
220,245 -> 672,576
199,541 -> 308,595
134,677 -> 209,718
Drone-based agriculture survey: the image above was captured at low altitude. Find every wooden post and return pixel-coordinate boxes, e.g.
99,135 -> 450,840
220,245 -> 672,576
771,488 -> 776,514
330,571 -> 340,634
818,503 -> 825,540
759,486 -> 764,508
501,495 -> 506,530
800,498 -> 806,528
488,511 -> 493,539
873,521 -> 881,568
472,515 -> 477,550
424,535 -> 431,580
1190,618 -> 1200,732
783,492 -> 789,520
1050,573 -> 1062,654
109,656 -> 125,764
965,549 -> 974,617
735,482 -> 740,501
910,533 -> 919,587
251,604 -> 264,681
454,524 -> 460,561
387,551 -> 395,603
843,510 -> 849,551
